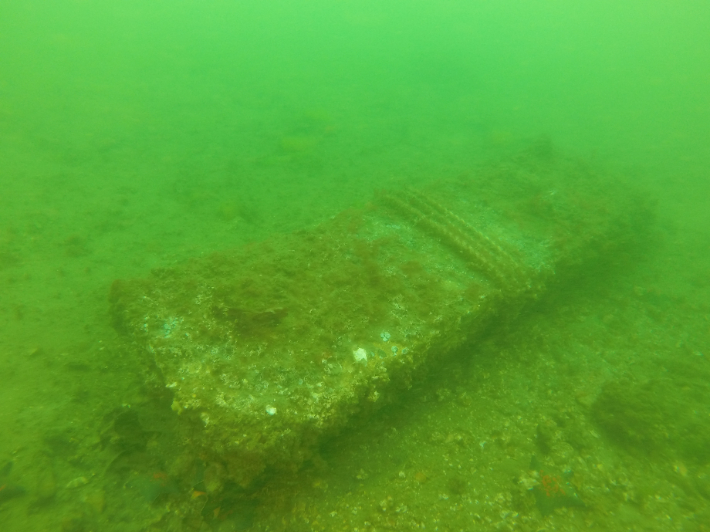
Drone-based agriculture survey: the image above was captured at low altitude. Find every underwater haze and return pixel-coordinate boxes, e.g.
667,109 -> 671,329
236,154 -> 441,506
1,1 -> 709,531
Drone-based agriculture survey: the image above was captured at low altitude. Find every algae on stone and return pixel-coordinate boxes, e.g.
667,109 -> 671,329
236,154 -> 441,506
110,150 -> 653,488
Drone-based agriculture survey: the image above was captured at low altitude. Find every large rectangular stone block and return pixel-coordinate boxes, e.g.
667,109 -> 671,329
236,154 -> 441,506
109,149 -> 651,487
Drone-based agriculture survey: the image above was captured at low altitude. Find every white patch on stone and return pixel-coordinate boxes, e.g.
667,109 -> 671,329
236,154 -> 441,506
353,347 -> 368,364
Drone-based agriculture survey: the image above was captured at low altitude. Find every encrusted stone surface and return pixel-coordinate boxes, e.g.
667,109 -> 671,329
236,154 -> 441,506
110,151 -> 652,487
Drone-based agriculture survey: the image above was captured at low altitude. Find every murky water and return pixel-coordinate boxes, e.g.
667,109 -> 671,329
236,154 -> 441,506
1,2 -> 709,530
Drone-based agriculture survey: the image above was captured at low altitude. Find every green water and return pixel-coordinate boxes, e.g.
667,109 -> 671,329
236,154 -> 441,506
1,1 -> 709,530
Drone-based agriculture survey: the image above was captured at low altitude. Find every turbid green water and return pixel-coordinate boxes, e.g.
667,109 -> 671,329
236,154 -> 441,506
1,1 -> 709,531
